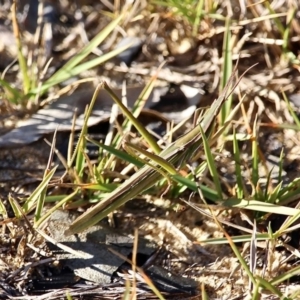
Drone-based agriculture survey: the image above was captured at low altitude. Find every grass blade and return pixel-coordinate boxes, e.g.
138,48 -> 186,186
220,17 -> 233,126
11,2 -> 30,95
87,138 -> 144,168
233,129 -> 244,198
199,124 -> 223,200
31,15 -> 124,95
103,82 -> 161,154
22,166 -> 58,213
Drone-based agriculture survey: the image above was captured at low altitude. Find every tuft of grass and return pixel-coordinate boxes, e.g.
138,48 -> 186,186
1,13 -> 129,106
67,62 -> 254,233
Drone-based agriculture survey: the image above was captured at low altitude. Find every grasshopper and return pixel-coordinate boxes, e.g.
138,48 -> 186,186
67,62 -> 250,234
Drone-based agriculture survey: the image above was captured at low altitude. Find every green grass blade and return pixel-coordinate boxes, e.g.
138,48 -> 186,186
277,148 -> 284,185
8,194 -> 23,218
282,7 -> 296,54
35,185 -> 47,223
45,195 -> 69,202
103,82 -> 161,154
201,283 -> 209,300
252,281 -> 260,300
199,125 -> 223,200
252,115 -> 259,195
12,3 -> 30,95
263,168 -> 273,202
69,84 -> 102,169
284,92 -> 300,129
31,15 -> 124,95
75,141 -> 86,180
34,188 -> 79,229
267,181 -> 282,204
125,142 -> 177,175
131,62 -> 166,121
172,174 -> 220,202
87,138 -> 144,168
226,235 -> 255,285
60,15 -> 123,71
111,62 -> 166,156
264,2 -> 284,35
256,276 -> 282,297
23,166 -> 58,213
220,17 -> 233,126
198,233 -> 271,244
233,129 -> 244,199
192,0 -> 204,36
0,79 -> 23,103
77,183 -> 118,192
270,265 -> 300,286
223,198 -> 300,216
276,207 -> 300,235
0,200 -> 7,218
38,45 -> 130,94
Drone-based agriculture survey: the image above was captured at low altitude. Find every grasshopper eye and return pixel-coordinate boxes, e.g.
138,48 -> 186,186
173,204 -> 186,213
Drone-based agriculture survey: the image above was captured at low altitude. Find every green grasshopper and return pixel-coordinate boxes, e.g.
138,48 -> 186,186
67,62 -> 250,234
